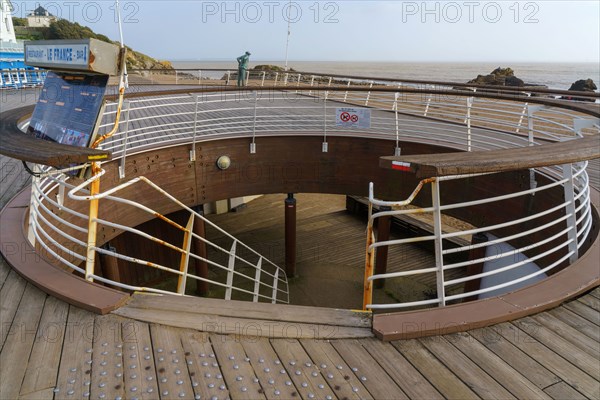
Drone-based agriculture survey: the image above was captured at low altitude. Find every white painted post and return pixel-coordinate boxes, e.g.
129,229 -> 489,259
253,258 -> 262,302
323,92 -> 328,152
365,81 -> 374,106
251,91 -> 258,154
431,179 -> 446,306
118,100 -> 131,179
466,96 -> 473,151
562,163 -> 579,263
515,93 -> 531,134
272,269 -> 279,304
190,95 -> 200,161
274,72 -> 279,86
261,71 -> 266,87
395,93 -> 401,156
344,80 -> 351,102
225,241 -> 237,300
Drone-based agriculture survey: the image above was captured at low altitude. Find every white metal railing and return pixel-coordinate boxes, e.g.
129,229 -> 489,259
363,159 -> 593,310
29,164 -> 289,304
22,74 -> 599,308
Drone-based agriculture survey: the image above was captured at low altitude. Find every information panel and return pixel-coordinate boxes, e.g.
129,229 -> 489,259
27,71 -> 108,148
335,107 -> 372,129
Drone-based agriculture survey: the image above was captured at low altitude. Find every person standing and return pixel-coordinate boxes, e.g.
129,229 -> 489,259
237,51 -> 251,87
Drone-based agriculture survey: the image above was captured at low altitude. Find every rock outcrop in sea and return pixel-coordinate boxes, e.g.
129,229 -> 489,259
561,79 -> 597,102
467,67 -> 525,87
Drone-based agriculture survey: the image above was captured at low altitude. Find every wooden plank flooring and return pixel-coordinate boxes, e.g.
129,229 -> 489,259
1,86 -> 599,399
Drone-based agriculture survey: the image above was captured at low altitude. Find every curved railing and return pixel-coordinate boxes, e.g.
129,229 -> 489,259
22,75 -> 600,308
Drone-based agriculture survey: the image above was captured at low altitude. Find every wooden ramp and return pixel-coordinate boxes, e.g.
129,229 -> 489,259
113,293 -> 373,339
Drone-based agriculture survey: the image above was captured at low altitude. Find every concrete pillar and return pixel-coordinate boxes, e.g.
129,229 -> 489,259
285,193 -> 297,277
192,207 -> 209,296
374,206 -> 392,289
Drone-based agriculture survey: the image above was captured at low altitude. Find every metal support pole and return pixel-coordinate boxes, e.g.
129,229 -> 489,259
176,213 -> 194,294
465,96 -> 474,151
515,93 -> 530,134
365,81 -> 374,106
27,165 -> 40,246
344,80 -> 350,102
226,71 -> 231,86
175,70 -> 178,85
374,206 -> 391,289
285,193 -> 297,277
118,100 -> 131,179
274,72 -> 279,86
261,71 -> 266,87
192,207 -> 209,296
85,164 -> 101,282
251,91 -> 258,154
272,269 -> 279,304
322,92 -> 328,152
225,241 -> 237,300
253,258 -> 262,302
423,86 -> 432,116
363,214 -> 375,310
198,70 -> 202,85
190,94 -> 200,161
562,163 -> 579,263
245,70 -> 250,86
394,93 -> 401,155
431,179 -> 446,306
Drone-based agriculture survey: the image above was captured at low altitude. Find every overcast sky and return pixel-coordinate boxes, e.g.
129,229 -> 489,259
11,1 -> 600,63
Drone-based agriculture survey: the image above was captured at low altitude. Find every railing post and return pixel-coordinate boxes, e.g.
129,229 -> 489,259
176,214 -> 195,294
515,93 -> 531,134
225,241 -> 237,300
175,70 -> 178,85
365,80 -> 374,106
261,71 -> 266,87
272,269 -> 279,304
423,85 -> 433,116
363,199 -> 375,310
466,96 -> 473,151
27,165 -> 40,246
309,75 -> 315,95
253,258 -> 262,302
528,105 -> 546,191
394,93 -> 401,156
562,163 -> 579,263
322,91 -> 328,152
226,71 -> 231,86
198,69 -> 202,85
251,91 -> 258,154
84,164 -> 101,282
344,80 -> 350,102
190,94 -> 200,161
118,100 -> 131,179
284,72 -> 289,86
274,72 -> 279,86
245,70 -> 250,86
431,179 -> 446,306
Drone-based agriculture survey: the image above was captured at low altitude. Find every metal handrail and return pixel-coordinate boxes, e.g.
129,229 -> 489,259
29,165 -> 289,304
22,76 -> 598,309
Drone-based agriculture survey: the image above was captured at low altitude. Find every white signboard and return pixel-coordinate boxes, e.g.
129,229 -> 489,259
26,44 -> 89,66
336,107 -> 371,129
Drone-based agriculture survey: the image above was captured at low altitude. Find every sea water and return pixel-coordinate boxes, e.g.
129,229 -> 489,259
172,60 -> 600,91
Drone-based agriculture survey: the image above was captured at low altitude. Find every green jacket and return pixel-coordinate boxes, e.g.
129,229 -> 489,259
237,54 -> 250,70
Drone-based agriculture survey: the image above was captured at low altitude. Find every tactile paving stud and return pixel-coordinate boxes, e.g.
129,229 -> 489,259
352,367 -> 358,372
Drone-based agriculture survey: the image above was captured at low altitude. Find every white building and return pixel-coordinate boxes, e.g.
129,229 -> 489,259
26,5 -> 57,28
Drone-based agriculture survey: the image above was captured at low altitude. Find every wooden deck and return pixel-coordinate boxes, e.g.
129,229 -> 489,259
1,86 -> 599,399
1,255 -> 599,399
